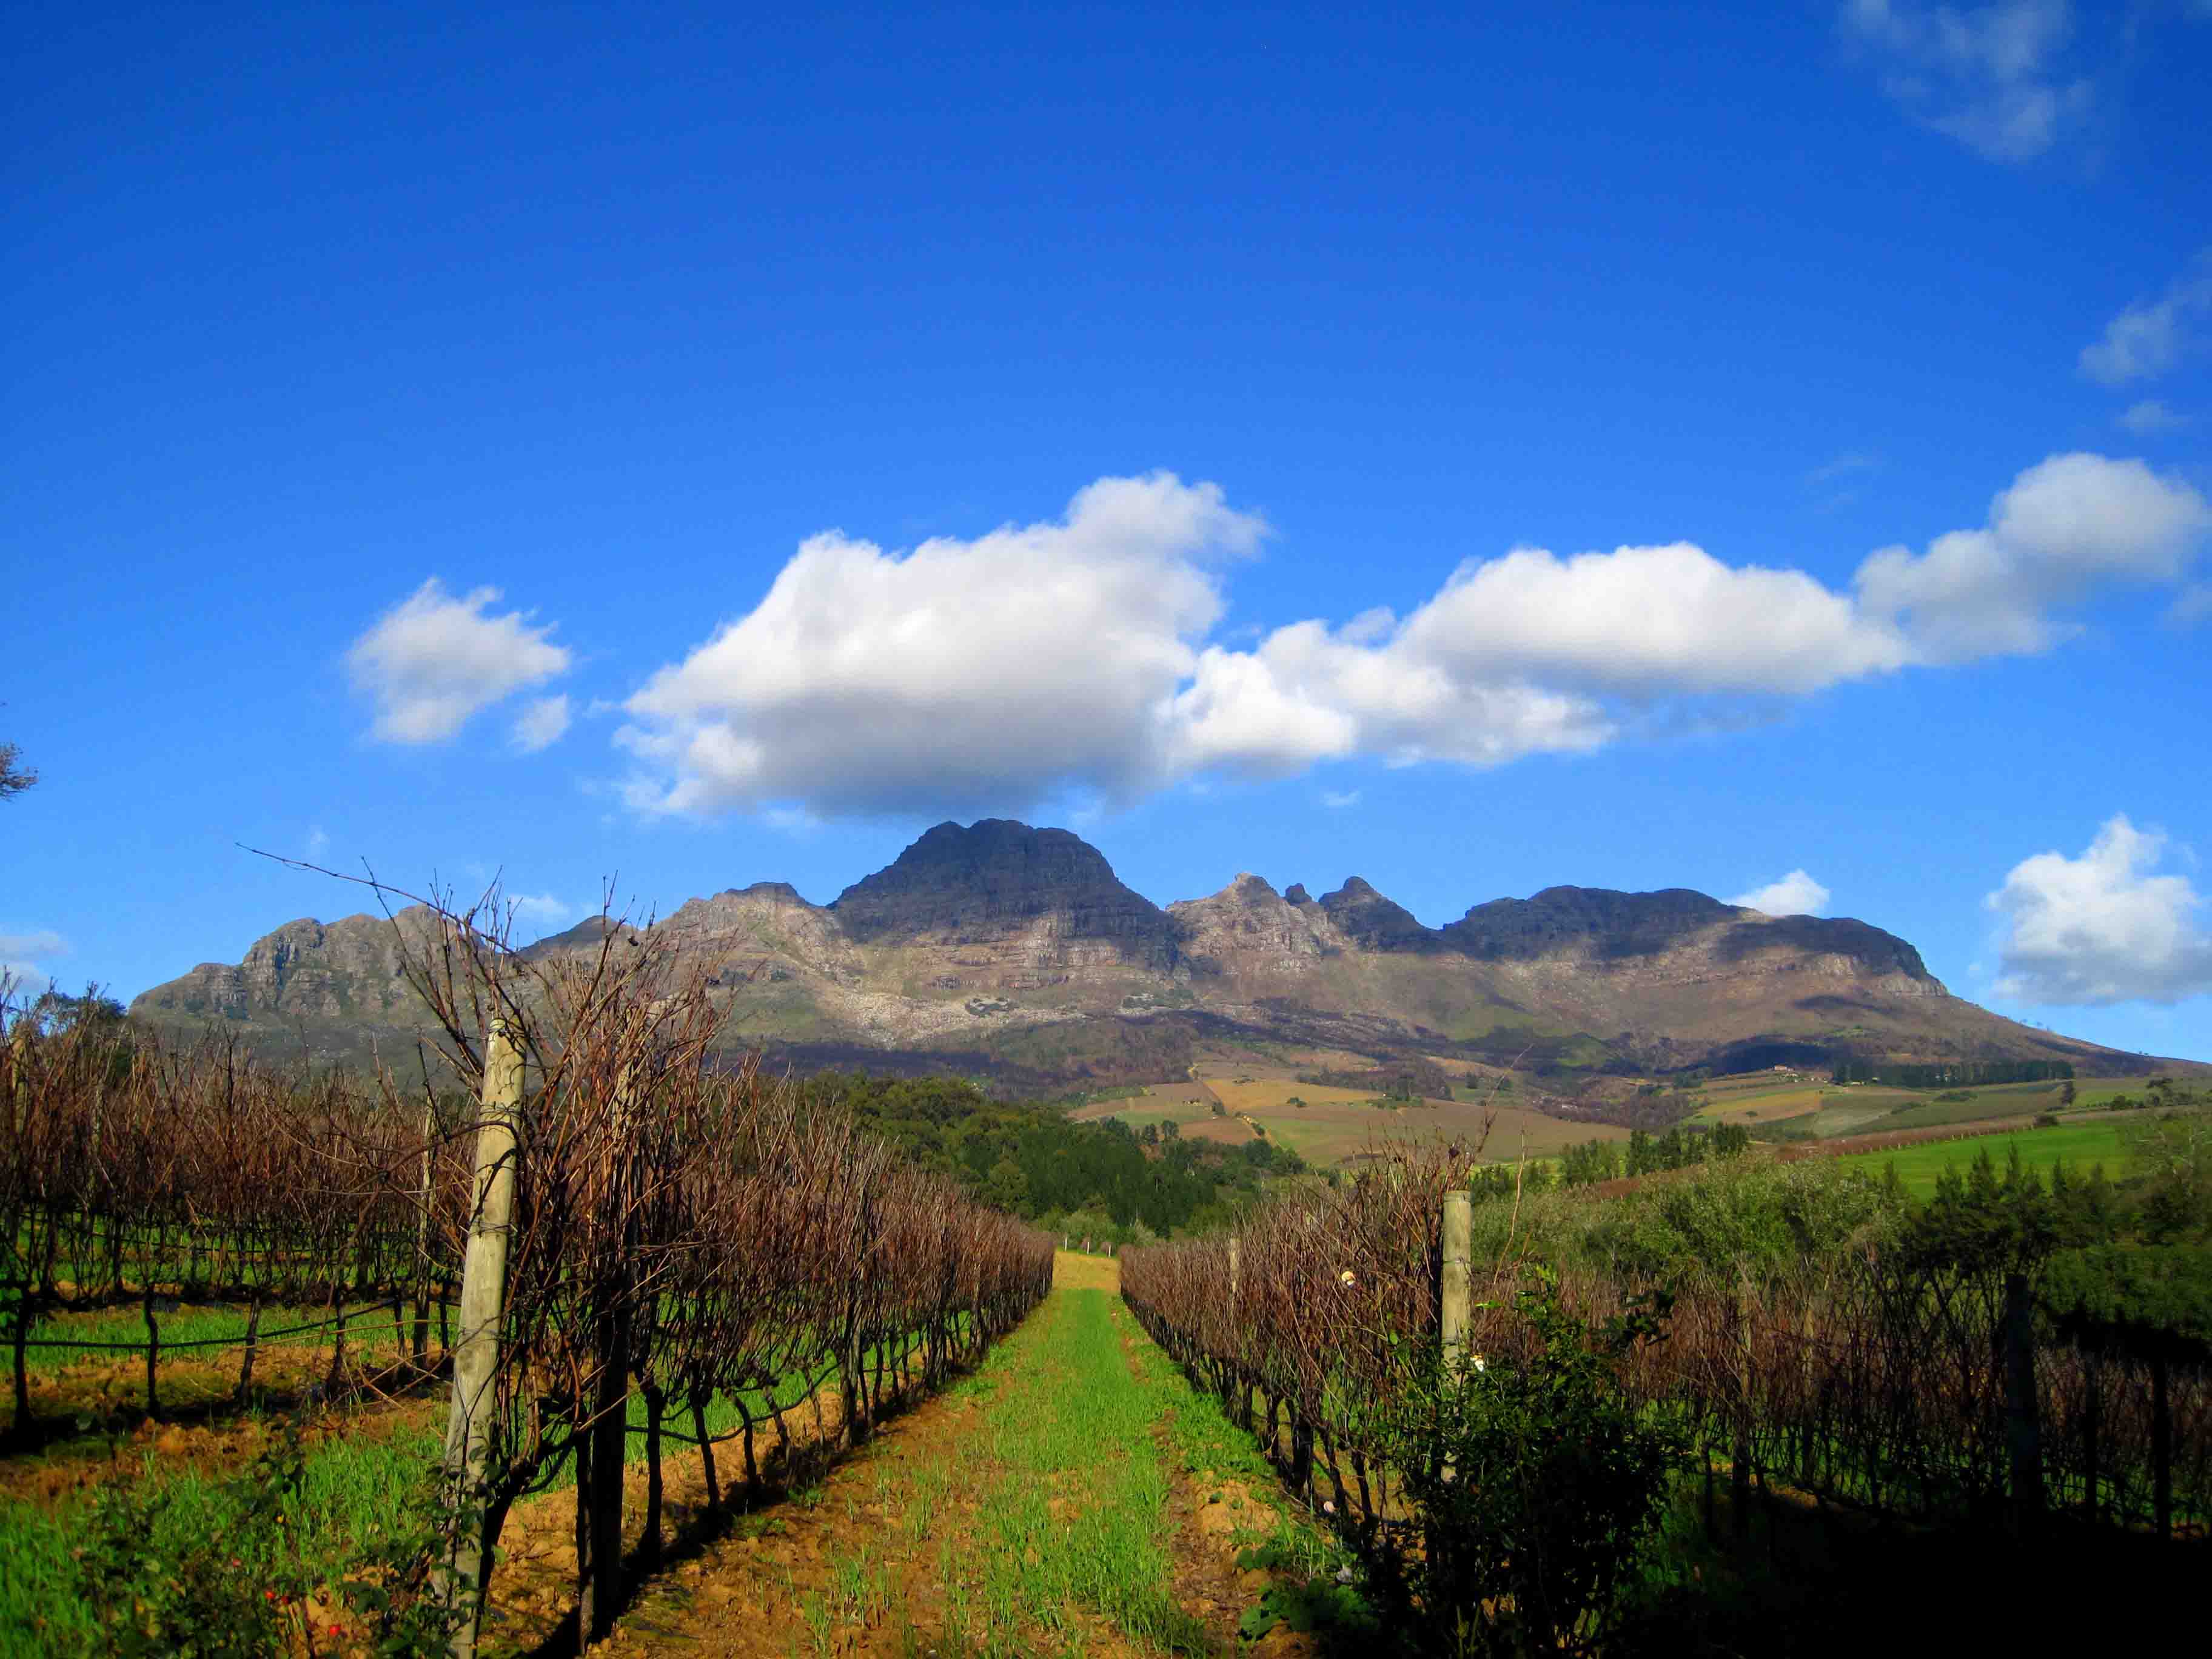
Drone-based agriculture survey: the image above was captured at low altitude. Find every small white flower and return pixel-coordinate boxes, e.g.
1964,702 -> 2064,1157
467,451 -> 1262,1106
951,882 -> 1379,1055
1321,1500 -> 1336,1515
1335,1566 -> 1355,1585
1472,1354 -> 1487,1372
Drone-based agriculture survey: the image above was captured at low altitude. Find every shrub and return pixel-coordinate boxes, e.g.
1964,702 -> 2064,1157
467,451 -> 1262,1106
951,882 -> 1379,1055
1364,1263 -> 1683,1655
66,1420 -> 460,1658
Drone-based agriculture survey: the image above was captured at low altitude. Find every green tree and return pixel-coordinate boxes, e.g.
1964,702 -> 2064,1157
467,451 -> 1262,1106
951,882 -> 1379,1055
0,739 -> 31,803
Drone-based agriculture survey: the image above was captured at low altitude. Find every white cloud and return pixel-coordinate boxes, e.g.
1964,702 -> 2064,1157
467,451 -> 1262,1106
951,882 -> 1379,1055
1399,543 -> 1908,696
1852,452 -> 2211,659
505,893 -> 579,939
347,579 -> 571,744
511,694 -> 572,754
305,825 -> 330,857
617,456 -> 2211,820
2080,254 -> 2212,386
2119,399 -> 2189,435
1807,451 -> 1880,486
0,930 -> 67,961
1320,789 -> 1362,809
1842,0 -> 2090,161
622,474 -> 1262,814
2167,584 -> 2212,628
0,930 -> 67,1000
1729,871 -> 1832,917
1989,816 -> 2212,1004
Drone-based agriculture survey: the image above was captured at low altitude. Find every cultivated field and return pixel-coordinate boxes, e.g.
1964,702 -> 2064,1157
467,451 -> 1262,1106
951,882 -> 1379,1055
1829,1119 -> 2134,1198
1071,1076 -> 1629,1166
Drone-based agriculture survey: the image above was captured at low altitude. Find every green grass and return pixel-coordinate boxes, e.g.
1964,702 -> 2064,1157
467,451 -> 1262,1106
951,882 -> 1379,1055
1832,1122 -> 2133,1198
779,1282 -> 1345,1657
0,1417 -> 442,1653
940,1287 -> 1213,1652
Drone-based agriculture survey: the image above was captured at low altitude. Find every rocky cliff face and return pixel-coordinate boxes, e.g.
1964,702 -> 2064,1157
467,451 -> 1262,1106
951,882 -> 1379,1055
129,820 -> 2147,1081
829,820 -> 1180,970
1318,877 -> 1443,953
1168,874 -> 1341,978
1441,886 -> 1942,991
132,907 -> 441,1024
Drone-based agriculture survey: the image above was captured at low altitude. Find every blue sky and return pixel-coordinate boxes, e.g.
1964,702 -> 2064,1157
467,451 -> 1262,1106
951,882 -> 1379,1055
8,1 -> 2210,1061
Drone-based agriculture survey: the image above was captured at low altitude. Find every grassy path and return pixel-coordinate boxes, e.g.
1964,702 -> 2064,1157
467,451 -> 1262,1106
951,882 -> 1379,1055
603,1253 -> 1350,1658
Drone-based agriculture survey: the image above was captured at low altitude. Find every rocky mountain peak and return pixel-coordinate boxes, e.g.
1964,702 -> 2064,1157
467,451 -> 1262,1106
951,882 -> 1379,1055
1282,883 -> 1313,905
1446,886 -> 1739,960
726,880 -> 808,903
828,819 -> 1178,965
1317,877 -> 1438,952
1441,884 -> 1940,985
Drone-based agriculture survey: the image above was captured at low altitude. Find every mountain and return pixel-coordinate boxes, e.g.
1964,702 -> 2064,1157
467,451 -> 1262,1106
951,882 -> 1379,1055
129,819 -> 2178,1086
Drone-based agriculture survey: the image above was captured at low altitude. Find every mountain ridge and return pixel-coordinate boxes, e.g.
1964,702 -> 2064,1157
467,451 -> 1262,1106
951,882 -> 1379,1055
129,819 -> 2187,1086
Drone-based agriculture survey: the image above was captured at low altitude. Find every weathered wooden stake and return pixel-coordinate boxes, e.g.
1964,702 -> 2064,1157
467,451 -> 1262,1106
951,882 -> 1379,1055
142,1279 -> 160,1419
436,1017 -> 524,1659
1439,1190 -> 1472,1372
235,1295 -> 262,1406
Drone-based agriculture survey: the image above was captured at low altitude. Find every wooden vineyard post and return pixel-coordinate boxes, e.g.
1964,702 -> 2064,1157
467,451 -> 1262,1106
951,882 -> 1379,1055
436,1017 -> 524,1659
143,1278 -> 160,1419
1439,1189 -> 1472,1373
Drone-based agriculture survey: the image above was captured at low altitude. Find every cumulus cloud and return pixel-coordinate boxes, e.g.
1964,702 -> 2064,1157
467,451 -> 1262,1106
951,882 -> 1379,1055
511,695 -> 572,754
617,456 -> 2210,820
2080,254 -> 2212,386
622,474 -> 1262,814
1989,816 -> 2212,1004
1842,0 -> 2090,161
1852,452 -> 2211,659
348,580 -> 571,744
1729,871 -> 1833,917
1321,789 -> 1362,809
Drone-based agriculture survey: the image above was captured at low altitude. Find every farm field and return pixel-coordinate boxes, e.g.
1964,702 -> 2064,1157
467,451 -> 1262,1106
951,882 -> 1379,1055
1688,1071 -> 2182,1143
1831,1121 -> 2133,1198
1073,1075 -> 1629,1166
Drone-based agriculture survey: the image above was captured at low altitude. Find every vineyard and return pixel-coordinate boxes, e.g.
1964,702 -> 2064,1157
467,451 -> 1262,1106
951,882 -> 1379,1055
5,891 -> 2208,1654
1,899 -> 1052,1655
1124,1139 -> 2211,1646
